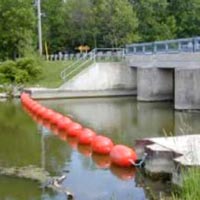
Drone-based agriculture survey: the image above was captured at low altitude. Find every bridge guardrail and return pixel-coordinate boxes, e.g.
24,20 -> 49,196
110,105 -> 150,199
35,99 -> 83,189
126,37 -> 200,55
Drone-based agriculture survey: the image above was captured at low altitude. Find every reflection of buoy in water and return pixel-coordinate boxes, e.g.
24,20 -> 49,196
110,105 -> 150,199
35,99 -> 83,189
92,153 -> 111,168
58,131 -> 67,141
67,136 -> 78,149
43,120 -> 52,130
110,145 -> 138,167
51,125 -> 59,135
110,164 -> 136,180
66,122 -> 82,137
78,128 -> 96,145
91,135 -> 114,154
77,144 -> 92,157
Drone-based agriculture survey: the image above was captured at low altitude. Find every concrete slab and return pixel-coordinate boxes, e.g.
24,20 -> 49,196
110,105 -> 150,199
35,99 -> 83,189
135,135 -> 200,185
138,134 -> 200,166
24,88 -> 136,99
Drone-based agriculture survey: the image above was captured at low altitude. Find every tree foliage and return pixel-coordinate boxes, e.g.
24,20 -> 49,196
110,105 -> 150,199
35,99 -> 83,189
0,0 -> 36,60
0,0 -> 200,58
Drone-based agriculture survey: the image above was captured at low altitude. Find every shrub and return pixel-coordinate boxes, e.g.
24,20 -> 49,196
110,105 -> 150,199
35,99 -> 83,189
0,60 -> 17,83
16,57 -> 42,79
0,57 -> 42,84
15,69 -> 30,84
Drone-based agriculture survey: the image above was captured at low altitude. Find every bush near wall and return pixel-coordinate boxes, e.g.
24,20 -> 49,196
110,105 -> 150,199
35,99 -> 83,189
0,57 -> 42,84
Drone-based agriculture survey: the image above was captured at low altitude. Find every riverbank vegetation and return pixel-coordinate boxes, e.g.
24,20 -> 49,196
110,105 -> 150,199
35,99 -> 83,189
171,167 -> 200,200
0,59 -> 70,93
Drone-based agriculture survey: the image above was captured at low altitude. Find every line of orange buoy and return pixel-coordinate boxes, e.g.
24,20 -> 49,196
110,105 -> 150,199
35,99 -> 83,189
21,92 -> 138,171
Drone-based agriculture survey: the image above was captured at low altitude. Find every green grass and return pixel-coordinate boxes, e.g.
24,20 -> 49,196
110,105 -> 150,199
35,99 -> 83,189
172,167 -> 200,200
29,59 -> 95,88
29,61 -> 73,88
63,59 -> 94,81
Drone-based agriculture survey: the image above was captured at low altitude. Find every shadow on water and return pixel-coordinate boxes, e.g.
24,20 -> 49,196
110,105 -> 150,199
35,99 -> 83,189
1,97 -> 200,199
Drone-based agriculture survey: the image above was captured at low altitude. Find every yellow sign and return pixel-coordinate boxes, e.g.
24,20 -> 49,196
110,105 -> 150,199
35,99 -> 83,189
77,45 -> 90,53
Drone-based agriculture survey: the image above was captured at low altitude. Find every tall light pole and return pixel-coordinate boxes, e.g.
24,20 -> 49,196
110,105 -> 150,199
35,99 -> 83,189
37,0 -> 43,55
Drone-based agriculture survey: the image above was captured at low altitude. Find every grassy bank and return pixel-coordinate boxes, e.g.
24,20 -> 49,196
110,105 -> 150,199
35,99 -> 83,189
172,167 -> 200,200
30,60 -> 73,88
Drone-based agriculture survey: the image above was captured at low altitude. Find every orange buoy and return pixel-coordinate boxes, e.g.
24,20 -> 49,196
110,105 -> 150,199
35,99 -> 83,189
66,122 -> 82,137
91,135 -> 114,154
26,101 -> 37,111
56,117 -> 72,131
78,128 -> 96,145
110,145 -> 138,167
20,93 -> 29,103
31,104 -> 42,114
49,113 -> 64,125
36,107 -> 47,118
42,109 -> 55,121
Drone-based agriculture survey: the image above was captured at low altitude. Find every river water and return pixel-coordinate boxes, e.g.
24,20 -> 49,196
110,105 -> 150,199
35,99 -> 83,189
0,97 -> 200,200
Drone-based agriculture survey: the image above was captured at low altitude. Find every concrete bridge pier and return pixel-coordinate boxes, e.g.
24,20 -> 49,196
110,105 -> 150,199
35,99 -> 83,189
175,68 -> 200,110
137,67 -> 174,101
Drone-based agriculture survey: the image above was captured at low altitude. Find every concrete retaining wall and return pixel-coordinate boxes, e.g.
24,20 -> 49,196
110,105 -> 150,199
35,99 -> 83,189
60,62 -> 137,91
137,68 -> 174,101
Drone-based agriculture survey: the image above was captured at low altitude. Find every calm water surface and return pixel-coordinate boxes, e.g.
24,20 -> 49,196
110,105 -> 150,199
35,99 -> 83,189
0,97 -> 200,200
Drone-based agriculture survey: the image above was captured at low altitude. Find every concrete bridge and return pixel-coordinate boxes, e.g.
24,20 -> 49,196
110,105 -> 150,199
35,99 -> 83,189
125,37 -> 200,110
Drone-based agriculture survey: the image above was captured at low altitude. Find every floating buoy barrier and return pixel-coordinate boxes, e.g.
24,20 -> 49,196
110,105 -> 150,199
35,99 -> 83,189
20,92 -> 143,177
91,135 -> 114,154
49,113 -> 64,125
42,109 -> 55,121
36,107 -> 47,118
66,122 -> 82,137
56,117 -> 72,131
78,128 -> 96,145
110,145 -> 138,167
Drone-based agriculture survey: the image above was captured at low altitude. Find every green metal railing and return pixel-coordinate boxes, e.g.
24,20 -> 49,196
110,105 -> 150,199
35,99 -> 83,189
60,48 -> 125,81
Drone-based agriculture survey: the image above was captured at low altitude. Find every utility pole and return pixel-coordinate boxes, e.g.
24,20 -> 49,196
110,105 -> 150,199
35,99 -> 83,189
37,0 -> 43,55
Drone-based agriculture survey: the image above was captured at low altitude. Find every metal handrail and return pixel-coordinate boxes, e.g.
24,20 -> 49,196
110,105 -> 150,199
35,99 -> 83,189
126,36 -> 200,55
60,53 -> 91,80
60,48 -> 125,81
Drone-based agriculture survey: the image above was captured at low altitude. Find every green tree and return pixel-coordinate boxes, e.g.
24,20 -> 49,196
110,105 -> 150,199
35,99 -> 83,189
168,0 -> 200,38
95,0 -> 139,47
42,0 -> 67,53
133,0 -> 176,42
63,0 -> 95,49
0,0 -> 36,60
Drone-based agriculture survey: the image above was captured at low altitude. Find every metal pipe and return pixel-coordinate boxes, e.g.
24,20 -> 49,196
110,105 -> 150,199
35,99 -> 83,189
37,0 -> 43,55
